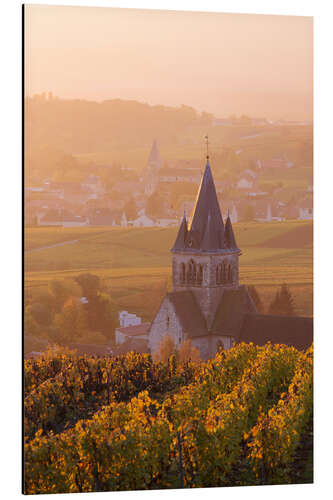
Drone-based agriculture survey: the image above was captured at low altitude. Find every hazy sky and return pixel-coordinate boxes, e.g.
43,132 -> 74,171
24,5 -> 313,120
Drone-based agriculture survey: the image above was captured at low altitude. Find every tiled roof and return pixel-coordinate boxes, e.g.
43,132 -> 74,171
237,313 -> 313,351
117,322 -> 151,337
167,291 -> 208,338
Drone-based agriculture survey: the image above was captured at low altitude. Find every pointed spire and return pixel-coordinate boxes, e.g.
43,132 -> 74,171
189,159 -> 224,249
224,213 -> 238,249
201,213 -> 220,251
148,139 -> 162,168
171,213 -> 188,251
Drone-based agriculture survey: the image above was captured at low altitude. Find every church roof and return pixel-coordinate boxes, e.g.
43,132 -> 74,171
237,313 -> 313,351
171,159 -> 239,253
224,213 -> 238,250
167,290 -> 208,338
211,286 -> 257,336
171,213 -> 188,251
201,213 -> 222,251
190,159 -> 224,244
148,139 -> 162,167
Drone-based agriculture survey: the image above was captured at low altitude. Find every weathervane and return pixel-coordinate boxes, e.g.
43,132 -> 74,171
204,134 -> 209,160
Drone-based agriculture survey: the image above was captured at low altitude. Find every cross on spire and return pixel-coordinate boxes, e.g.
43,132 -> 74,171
204,135 -> 209,160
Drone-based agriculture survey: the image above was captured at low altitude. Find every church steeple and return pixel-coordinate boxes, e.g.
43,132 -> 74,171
148,139 -> 162,168
189,159 -> 225,249
171,148 -> 241,327
171,158 -> 229,252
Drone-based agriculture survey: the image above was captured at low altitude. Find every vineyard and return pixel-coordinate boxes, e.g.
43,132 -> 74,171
24,343 -> 313,494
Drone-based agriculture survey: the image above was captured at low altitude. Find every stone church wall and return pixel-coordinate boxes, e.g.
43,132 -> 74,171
148,296 -> 184,355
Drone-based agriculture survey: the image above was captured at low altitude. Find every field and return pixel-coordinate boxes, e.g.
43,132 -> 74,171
24,220 -> 313,320
24,343 -> 313,493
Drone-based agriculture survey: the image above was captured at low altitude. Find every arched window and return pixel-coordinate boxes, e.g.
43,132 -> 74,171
222,263 -> 227,283
181,263 -> 186,283
187,261 -> 192,283
228,265 -> 232,283
198,264 -> 203,284
192,261 -> 197,283
187,260 -> 196,283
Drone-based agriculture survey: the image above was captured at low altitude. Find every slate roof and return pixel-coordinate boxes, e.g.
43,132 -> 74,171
211,286 -> 257,336
167,291 -> 208,338
190,160 -> 224,246
237,313 -> 313,351
171,159 -> 239,253
172,214 -> 188,251
117,322 -> 151,337
224,214 -> 238,249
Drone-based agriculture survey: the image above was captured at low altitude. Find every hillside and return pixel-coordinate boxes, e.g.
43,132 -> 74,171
25,221 -> 313,321
24,97 -> 312,184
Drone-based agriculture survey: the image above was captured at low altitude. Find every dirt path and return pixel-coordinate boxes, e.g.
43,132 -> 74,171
25,239 -> 79,254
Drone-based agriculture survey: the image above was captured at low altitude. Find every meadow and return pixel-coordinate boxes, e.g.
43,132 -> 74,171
24,220 -> 313,321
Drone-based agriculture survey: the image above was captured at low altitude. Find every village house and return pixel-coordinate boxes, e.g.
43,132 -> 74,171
38,209 -> 88,227
130,214 -> 155,227
114,311 -> 150,353
236,170 -> 258,191
115,323 -> 151,346
81,175 -> 105,197
148,157 -> 313,359
88,208 -> 122,226
298,198 -> 313,220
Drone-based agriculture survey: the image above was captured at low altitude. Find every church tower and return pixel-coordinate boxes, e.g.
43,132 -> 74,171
144,139 -> 162,196
171,157 -> 240,328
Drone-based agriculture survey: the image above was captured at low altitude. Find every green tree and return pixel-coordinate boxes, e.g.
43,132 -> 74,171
54,301 -> 89,344
146,191 -> 165,217
24,306 -> 41,337
75,273 -> 100,299
85,292 -> 115,340
29,302 -> 53,327
48,280 -> 70,313
268,284 -> 295,316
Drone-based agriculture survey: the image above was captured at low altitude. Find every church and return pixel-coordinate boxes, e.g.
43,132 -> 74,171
148,156 -> 313,359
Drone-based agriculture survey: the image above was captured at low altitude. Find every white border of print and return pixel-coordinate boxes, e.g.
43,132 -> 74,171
1,1 -> 332,499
